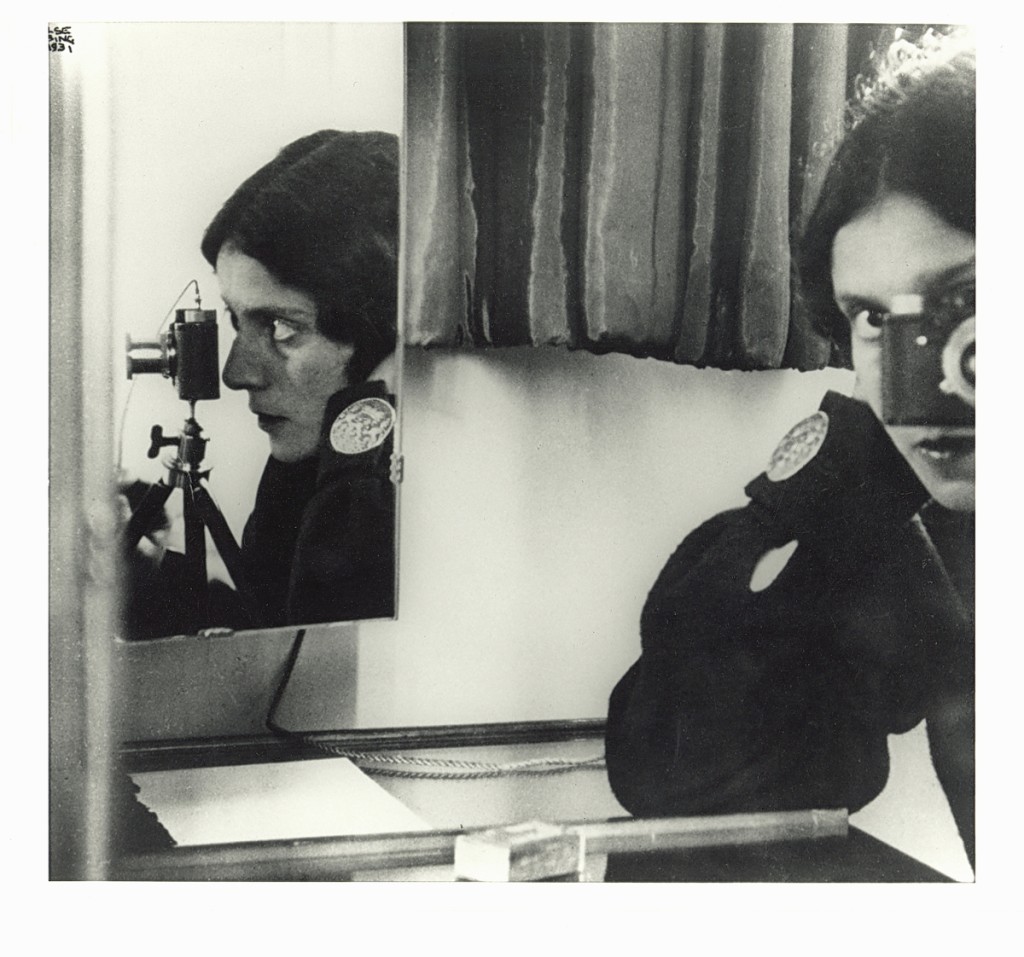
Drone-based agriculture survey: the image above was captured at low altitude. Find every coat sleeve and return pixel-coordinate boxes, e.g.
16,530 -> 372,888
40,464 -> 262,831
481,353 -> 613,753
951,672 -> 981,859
606,392 -> 944,819
286,468 -> 396,624
606,507 -> 893,817
285,382 -> 397,625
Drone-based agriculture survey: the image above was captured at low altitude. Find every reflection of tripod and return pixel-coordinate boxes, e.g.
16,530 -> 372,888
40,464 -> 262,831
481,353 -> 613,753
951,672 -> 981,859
124,406 -> 265,633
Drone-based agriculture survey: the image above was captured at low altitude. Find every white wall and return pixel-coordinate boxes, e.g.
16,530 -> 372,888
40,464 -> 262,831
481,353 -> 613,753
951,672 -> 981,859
357,347 -> 854,726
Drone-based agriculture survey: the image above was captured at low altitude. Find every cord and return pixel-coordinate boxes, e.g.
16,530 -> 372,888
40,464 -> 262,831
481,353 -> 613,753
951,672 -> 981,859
156,279 -> 202,334
303,746 -> 606,780
115,379 -> 138,475
265,630 -> 606,780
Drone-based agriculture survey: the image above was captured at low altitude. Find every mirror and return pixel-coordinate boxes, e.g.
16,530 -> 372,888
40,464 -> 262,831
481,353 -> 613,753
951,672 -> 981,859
92,23 -> 404,639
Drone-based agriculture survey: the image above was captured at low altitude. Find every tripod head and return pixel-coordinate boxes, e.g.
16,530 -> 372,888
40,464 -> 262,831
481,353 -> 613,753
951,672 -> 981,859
146,413 -> 212,490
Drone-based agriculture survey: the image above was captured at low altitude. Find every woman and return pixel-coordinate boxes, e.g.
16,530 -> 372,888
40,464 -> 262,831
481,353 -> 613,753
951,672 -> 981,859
202,129 -> 399,628
605,34 -> 975,870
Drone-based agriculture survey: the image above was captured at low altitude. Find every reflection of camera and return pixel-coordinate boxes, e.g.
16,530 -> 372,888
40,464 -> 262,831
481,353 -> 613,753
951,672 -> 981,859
126,308 -> 221,402
881,282 -> 975,427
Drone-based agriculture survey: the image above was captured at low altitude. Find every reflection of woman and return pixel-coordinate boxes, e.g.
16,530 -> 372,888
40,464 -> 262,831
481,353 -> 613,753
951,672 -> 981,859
606,35 -> 975,870
201,130 -> 399,627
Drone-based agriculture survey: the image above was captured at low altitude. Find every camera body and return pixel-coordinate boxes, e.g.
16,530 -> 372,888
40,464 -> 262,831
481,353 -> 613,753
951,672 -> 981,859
881,281 -> 975,427
126,308 -> 221,402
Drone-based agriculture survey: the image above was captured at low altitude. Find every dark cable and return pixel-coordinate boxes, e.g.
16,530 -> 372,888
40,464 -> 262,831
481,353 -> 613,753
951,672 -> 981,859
265,628 -> 307,738
263,630 -> 605,779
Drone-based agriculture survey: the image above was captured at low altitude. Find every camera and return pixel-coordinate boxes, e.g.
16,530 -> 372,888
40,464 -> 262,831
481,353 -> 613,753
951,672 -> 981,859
881,280 -> 975,427
126,308 -> 221,403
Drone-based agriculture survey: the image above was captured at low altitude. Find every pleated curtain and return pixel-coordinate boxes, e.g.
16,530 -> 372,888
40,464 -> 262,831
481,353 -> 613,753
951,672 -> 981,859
404,22 -> 890,370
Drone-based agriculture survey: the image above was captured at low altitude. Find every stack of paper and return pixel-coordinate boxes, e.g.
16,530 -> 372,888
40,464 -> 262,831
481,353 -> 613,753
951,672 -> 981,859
131,757 -> 431,846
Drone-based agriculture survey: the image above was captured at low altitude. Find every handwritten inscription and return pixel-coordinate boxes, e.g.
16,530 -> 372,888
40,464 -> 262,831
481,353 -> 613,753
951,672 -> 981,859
49,26 -> 75,53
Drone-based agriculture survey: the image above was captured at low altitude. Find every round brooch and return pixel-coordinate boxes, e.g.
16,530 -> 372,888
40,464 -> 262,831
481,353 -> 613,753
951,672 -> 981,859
329,397 -> 396,455
766,410 -> 829,482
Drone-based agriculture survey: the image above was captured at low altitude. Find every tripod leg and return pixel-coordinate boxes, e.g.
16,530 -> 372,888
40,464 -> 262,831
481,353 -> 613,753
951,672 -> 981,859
192,483 -> 266,629
181,482 -> 209,632
124,481 -> 175,552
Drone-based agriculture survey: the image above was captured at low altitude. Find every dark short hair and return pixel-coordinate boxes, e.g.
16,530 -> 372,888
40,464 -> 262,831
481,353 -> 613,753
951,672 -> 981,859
202,130 -> 398,383
798,34 -> 975,364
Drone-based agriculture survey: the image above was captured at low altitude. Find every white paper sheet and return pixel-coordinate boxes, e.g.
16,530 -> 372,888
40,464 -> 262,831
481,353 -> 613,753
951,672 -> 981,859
131,758 -> 432,846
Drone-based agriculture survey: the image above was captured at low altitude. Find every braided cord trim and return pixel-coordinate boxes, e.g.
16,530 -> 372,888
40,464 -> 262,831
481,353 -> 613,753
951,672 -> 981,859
307,742 -> 607,780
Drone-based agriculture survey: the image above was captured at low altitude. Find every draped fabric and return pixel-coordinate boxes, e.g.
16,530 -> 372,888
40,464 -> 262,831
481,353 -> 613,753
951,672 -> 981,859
404,23 -> 887,370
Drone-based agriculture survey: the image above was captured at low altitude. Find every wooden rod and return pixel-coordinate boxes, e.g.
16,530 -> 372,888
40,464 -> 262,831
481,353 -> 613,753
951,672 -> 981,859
573,808 -> 848,854
110,809 -> 848,881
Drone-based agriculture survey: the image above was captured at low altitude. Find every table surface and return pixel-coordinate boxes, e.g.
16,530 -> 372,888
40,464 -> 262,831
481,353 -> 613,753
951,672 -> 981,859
343,739 -> 950,882
117,725 -> 954,882
602,827 -> 950,882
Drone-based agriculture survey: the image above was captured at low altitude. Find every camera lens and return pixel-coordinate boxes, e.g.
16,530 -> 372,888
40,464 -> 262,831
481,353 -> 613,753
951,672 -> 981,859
962,341 -> 975,386
940,316 -> 975,407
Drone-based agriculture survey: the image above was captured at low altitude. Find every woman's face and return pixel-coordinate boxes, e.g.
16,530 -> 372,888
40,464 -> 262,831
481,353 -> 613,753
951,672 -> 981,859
831,191 -> 975,511
217,244 -> 354,463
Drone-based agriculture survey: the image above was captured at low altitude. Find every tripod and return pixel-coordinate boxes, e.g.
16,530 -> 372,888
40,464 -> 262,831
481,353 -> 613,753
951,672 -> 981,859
124,406 -> 265,633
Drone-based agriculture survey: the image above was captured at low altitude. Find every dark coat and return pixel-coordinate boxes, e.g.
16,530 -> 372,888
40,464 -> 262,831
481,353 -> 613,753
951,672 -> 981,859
240,379 -> 397,628
605,391 -> 974,868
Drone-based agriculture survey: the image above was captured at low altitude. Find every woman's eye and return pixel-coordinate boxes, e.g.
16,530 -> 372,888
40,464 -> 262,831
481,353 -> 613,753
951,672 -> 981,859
271,319 -> 300,343
851,308 -> 884,341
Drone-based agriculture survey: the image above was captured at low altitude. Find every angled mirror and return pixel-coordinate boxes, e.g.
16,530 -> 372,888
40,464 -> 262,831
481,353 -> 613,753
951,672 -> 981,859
84,23 -> 403,638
